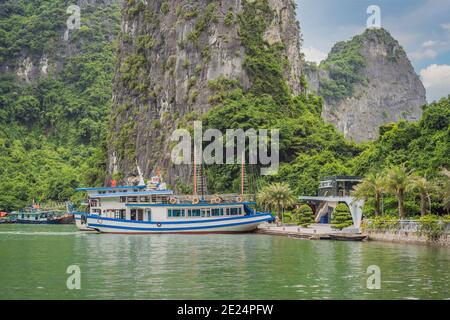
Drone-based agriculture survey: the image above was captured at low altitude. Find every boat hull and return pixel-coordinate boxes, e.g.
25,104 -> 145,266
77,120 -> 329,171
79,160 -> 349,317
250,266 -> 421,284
86,213 -> 273,234
14,215 -> 74,225
73,212 -> 96,231
328,233 -> 367,241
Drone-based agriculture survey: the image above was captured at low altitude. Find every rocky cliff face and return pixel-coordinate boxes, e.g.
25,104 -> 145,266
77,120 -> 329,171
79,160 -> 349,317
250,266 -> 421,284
108,0 -> 303,184
0,0 -> 120,85
305,28 -> 426,142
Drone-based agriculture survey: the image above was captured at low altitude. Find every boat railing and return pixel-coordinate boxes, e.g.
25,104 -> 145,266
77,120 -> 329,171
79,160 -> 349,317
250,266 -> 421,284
167,194 -> 256,204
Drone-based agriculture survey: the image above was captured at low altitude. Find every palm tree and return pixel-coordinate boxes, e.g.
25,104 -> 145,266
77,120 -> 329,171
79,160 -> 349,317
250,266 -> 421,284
440,168 -> 450,211
352,172 -> 384,216
384,165 -> 413,219
257,182 -> 296,220
410,174 -> 434,216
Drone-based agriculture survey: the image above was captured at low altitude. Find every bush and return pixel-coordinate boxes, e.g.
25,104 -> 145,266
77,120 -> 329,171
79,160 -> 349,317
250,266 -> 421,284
282,211 -> 294,223
296,204 -> 314,227
418,215 -> 445,241
362,215 -> 399,231
331,203 -> 353,230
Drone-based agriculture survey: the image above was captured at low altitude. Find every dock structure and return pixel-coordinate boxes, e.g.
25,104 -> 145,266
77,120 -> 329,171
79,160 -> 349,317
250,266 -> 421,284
296,176 -> 365,229
298,196 -> 364,229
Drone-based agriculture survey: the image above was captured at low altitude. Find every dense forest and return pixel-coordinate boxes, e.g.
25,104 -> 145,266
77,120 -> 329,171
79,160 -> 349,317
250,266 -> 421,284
0,0 -> 120,210
0,0 -> 448,218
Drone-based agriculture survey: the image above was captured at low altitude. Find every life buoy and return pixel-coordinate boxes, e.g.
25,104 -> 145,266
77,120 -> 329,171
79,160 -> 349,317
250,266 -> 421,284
97,218 -> 103,224
169,197 -> 178,204
236,196 -> 243,203
157,223 -> 162,227
211,197 -> 221,204
192,197 -> 200,205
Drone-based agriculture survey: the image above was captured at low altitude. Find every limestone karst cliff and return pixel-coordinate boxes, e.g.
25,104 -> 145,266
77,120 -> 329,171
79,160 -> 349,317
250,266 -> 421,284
107,0 -> 304,184
305,28 -> 427,142
1,0 -> 120,85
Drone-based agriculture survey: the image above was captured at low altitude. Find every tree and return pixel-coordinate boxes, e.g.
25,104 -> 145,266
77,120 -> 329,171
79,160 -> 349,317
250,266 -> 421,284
352,172 -> 384,216
384,165 -> 413,219
296,204 -> 314,227
331,203 -> 353,230
257,182 -> 296,220
410,174 -> 434,216
440,168 -> 450,211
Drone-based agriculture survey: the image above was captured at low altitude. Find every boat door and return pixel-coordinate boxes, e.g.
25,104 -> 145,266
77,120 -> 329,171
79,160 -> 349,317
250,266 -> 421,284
145,209 -> 152,221
137,209 -> 144,221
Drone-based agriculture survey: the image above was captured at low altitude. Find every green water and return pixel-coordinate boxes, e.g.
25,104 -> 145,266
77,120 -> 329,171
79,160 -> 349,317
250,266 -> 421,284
0,225 -> 449,300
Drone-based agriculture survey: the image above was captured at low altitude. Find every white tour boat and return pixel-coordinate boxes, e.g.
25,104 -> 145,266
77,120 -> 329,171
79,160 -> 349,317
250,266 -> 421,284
73,168 -> 273,234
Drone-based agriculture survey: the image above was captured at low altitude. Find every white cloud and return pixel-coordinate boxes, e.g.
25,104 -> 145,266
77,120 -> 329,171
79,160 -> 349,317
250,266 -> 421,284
410,48 -> 438,61
303,46 -> 327,63
422,40 -> 438,48
420,64 -> 450,102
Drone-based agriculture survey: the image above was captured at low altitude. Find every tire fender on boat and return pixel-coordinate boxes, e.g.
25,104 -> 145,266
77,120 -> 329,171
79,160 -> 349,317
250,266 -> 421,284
211,197 -> 221,204
169,197 -> 178,204
236,196 -> 243,203
192,197 -> 200,205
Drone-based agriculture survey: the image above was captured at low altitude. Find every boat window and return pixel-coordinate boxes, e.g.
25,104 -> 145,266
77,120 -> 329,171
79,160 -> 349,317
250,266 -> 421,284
201,208 -> 210,217
127,196 -> 138,203
168,209 -> 185,218
188,209 -> 201,217
140,196 -> 150,203
230,208 -> 239,215
146,209 -> 152,221
114,210 -> 125,219
211,208 -> 223,216
120,196 -> 126,203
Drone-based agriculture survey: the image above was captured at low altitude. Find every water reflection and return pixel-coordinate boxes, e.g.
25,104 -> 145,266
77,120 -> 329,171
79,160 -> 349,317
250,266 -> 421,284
0,225 -> 448,299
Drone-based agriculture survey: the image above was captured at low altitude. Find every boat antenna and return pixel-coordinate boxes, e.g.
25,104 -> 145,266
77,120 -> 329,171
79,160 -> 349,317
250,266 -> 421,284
193,155 -> 197,195
241,150 -> 247,196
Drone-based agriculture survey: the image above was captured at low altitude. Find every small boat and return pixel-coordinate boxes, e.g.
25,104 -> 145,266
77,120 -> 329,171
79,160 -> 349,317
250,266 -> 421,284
8,207 -> 74,224
328,233 -> 367,241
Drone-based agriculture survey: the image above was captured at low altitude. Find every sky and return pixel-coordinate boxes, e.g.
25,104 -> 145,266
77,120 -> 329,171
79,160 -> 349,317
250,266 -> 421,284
296,0 -> 450,102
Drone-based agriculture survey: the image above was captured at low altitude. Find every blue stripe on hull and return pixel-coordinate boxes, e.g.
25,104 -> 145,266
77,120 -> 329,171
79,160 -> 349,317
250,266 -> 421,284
88,217 -> 270,232
87,213 -> 272,225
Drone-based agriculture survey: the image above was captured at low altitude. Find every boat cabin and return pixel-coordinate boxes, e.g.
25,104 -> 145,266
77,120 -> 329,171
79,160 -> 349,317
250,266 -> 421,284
76,185 -> 255,222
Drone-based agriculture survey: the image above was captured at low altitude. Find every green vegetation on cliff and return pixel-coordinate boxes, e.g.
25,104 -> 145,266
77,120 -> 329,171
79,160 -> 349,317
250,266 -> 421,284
351,96 -> 450,216
0,0 -> 120,210
0,0 -> 448,220
202,0 -> 362,195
